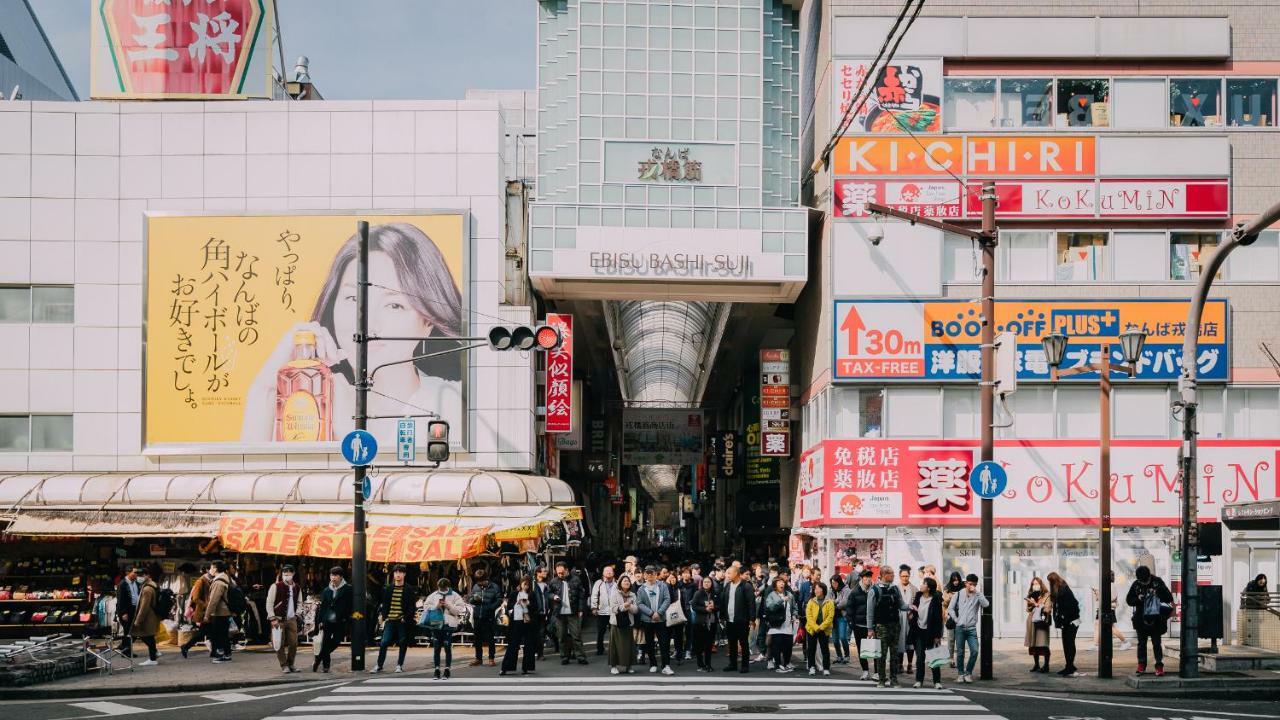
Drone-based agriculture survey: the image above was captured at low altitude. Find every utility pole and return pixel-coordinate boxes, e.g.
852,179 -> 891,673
865,181 -> 998,681
978,181 -> 997,681
350,220 -> 370,672
1176,198 -> 1280,678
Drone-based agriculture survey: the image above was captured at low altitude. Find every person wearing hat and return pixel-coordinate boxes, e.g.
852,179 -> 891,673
314,566 -> 353,673
266,564 -> 301,673
847,568 -> 875,680
131,567 -> 162,666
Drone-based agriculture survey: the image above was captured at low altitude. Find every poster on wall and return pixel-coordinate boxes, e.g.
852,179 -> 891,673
144,212 -> 468,452
91,0 -> 274,99
621,409 -> 704,465
798,439 -> 1280,526
833,57 -> 943,134
832,299 -> 1229,382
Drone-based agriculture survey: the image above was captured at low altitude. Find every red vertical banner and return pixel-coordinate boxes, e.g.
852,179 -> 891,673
545,314 -> 573,433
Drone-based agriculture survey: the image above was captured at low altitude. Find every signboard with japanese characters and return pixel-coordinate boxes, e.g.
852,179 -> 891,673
544,314 -> 573,434
744,422 -> 781,485
760,349 -> 791,457
603,140 -> 737,186
91,0 -> 273,99
833,135 -> 1095,177
834,180 -> 963,219
621,409 -> 704,465
797,439 -> 1280,526
833,299 -> 1228,382
964,179 -> 1230,219
832,58 -> 943,134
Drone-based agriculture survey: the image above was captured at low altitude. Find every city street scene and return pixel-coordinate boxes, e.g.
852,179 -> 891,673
0,1 -> 1278,719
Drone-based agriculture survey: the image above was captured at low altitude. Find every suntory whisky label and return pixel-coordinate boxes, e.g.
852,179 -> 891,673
280,391 -> 321,442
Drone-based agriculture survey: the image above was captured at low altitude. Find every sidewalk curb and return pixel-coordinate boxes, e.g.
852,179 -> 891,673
0,676 -> 335,701
957,680 -> 1280,702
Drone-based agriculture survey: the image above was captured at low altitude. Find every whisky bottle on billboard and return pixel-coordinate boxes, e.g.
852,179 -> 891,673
274,331 -> 334,442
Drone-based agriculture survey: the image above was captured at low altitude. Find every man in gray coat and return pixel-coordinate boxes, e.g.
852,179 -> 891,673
635,565 -> 674,674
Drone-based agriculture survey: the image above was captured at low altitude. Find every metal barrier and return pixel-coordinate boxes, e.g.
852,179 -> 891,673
1237,592 -> 1280,652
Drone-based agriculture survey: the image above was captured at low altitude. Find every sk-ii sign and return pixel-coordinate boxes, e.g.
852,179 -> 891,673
833,299 -> 1229,382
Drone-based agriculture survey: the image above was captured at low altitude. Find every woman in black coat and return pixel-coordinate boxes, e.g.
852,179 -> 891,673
1047,572 -> 1080,677
907,577 -> 945,689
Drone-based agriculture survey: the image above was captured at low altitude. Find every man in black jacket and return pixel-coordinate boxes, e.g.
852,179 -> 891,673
314,567 -> 353,673
847,568 -> 874,679
467,567 -> 502,667
1126,565 -> 1174,676
548,561 -> 589,664
115,565 -> 139,657
718,565 -> 755,673
372,564 -> 420,673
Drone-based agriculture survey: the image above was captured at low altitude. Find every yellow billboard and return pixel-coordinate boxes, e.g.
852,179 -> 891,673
145,212 -> 468,452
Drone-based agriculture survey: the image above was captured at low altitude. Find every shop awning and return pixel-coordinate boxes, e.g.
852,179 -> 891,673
0,471 -> 581,561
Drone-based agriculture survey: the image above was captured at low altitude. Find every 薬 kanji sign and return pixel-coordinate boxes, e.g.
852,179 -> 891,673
759,349 -> 791,457
833,299 -> 1228,382
92,0 -> 272,99
544,314 -> 573,433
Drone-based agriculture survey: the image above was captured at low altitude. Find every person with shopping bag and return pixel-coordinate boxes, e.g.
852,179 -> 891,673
265,564 -> 301,673
804,582 -> 835,676
909,576 -> 946,689
763,576 -> 798,673
313,566 -> 353,673
419,577 -> 469,679
867,566 -> 908,687
635,565 -> 674,675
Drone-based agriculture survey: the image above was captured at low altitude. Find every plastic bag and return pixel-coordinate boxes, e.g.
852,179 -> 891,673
312,629 -> 324,656
926,644 -> 949,668
859,637 -> 882,659
272,626 -> 283,651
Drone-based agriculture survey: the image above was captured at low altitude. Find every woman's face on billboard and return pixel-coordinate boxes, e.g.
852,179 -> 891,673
333,251 -> 431,369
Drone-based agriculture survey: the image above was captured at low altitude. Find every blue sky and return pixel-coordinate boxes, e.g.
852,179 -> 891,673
32,0 -> 536,99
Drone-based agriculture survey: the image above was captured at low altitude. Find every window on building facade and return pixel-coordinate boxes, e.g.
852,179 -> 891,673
1112,231 -> 1167,282
998,78 -> 1054,127
1227,230 -> 1280,281
942,387 -> 979,438
860,388 -> 883,438
0,286 -> 74,323
1000,231 -> 1053,282
943,232 -> 981,283
1227,388 -> 1280,438
1226,78 -> 1277,127
1169,231 -> 1222,281
1114,387 -> 1169,438
886,388 -> 942,437
832,387 -> 884,438
944,78 -> 996,129
1056,79 -> 1110,127
0,415 -> 73,452
1055,388 -> 1099,438
997,387 -> 1054,439
1055,232 -> 1109,281
1170,78 -> 1223,127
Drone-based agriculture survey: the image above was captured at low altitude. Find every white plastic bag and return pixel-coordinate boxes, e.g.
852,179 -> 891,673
311,629 -> 324,656
926,644 -> 949,668
859,637 -> 882,659
665,603 -> 687,627
271,626 -> 283,651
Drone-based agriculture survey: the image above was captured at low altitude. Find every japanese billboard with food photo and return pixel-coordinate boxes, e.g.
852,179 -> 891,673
144,212 -> 468,452
832,58 -> 943,134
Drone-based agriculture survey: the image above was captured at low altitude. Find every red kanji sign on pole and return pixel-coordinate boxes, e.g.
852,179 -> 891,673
544,314 -> 573,433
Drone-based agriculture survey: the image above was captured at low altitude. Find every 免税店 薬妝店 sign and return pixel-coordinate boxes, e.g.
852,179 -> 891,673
832,299 -> 1228,382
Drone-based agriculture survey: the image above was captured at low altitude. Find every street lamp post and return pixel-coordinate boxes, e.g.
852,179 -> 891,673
1041,328 -> 1148,680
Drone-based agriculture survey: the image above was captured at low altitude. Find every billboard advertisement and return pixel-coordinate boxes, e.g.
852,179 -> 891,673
964,179 -> 1230,219
832,58 -> 943,134
545,314 -> 573,434
621,409 -> 704,465
797,439 -> 1280,527
833,135 -> 1095,177
833,299 -> 1228,382
144,212 -> 468,452
834,179 -> 963,219
91,0 -> 273,98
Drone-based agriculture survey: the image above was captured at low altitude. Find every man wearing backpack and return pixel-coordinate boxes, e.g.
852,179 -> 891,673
131,567 -> 163,666
866,566 -> 908,687
203,559 -> 236,663
1125,565 -> 1174,676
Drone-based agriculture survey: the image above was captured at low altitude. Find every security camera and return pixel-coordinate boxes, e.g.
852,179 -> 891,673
866,221 -> 885,246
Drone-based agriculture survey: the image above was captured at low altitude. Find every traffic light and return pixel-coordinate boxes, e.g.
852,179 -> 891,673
426,420 -> 450,463
487,324 -> 562,352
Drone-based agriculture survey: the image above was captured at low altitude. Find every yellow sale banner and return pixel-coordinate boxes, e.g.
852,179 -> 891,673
145,212 -> 467,451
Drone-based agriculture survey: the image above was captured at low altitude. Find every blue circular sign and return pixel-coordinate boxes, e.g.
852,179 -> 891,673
361,476 -> 373,502
969,461 -> 1008,499
341,429 -> 378,466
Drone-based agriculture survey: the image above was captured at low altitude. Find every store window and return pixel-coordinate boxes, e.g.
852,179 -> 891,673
1114,387 -> 1170,438
0,286 -> 74,323
998,78 -> 1053,127
942,537 -> 982,580
886,388 -> 941,438
997,387 -> 1054,439
1112,231 -> 1167,283
1056,388 -> 1099,438
944,78 -> 996,129
1001,539 -> 1057,630
1055,232 -> 1109,281
943,387 -> 979,438
1226,78 -> 1277,127
1056,79 -> 1110,127
0,415 -> 73,452
833,387 -> 884,438
1170,78 -> 1223,127
1227,388 -> 1280,438
1000,231 -> 1052,282
1227,230 -> 1280,281
943,232 -> 981,283
1169,232 -> 1221,281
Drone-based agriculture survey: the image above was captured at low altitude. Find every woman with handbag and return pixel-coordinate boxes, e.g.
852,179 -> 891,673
688,576 -> 718,672
942,571 -> 963,668
909,577 -> 945,689
830,574 -> 851,665
1025,577 -> 1052,673
499,576 -> 536,676
420,577 -> 469,680
607,575 -> 639,675
1047,572 -> 1081,677
764,577 -> 797,673
804,582 -> 835,676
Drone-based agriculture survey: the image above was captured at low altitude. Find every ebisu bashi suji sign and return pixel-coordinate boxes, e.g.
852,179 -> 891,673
93,0 -> 271,98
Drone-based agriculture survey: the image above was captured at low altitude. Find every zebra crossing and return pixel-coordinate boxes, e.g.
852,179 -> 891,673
265,674 -> 1008,720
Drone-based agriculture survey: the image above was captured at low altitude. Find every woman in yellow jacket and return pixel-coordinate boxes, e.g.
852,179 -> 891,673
804,582 -> 836,676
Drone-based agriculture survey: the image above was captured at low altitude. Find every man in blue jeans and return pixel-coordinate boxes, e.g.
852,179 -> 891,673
947,573 -> 989,683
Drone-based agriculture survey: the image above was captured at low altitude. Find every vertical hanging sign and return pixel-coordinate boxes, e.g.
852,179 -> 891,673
545,314 -> 573,433
760,349 -> 791,457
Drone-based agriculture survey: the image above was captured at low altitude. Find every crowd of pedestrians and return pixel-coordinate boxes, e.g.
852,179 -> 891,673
107,553 -> 1181,684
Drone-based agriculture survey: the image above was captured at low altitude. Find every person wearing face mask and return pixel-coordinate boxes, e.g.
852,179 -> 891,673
266,564 -> 302,673
313,567 -> 353,673
180,563 -> 215,659
1024,576 -> 1051,674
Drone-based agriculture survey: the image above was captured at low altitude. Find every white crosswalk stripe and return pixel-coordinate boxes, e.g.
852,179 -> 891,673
265,675 -> 1007,720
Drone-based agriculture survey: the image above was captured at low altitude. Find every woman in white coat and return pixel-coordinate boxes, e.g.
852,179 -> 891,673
421,578 -> 470,679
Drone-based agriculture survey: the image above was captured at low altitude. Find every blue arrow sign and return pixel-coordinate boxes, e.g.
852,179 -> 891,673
341,429 -> 378,466
969,461 -> 1008,500
361,476 -> 372,502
